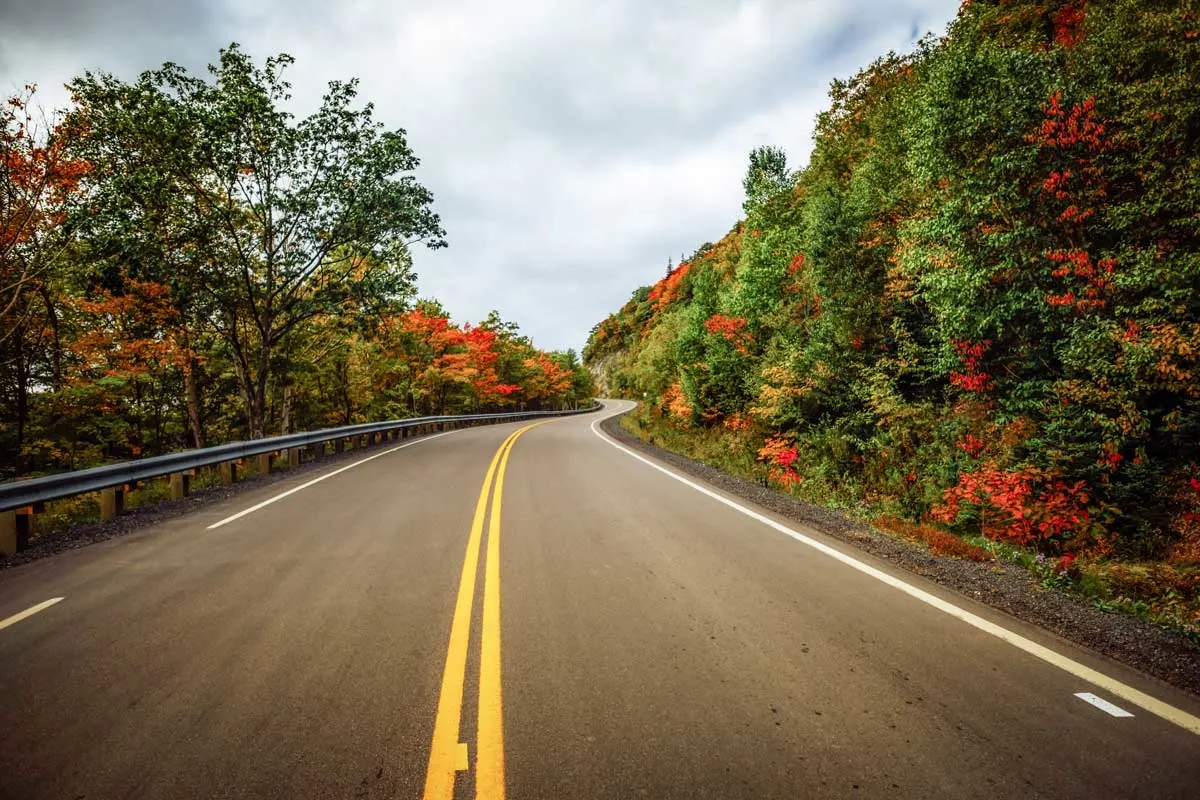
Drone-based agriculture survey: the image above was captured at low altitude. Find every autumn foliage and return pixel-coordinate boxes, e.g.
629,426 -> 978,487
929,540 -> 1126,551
0,71 -> 593,480
586,0 -> 1200,565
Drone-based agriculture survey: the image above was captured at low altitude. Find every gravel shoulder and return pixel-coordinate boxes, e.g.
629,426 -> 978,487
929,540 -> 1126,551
600,411 -> 1200,699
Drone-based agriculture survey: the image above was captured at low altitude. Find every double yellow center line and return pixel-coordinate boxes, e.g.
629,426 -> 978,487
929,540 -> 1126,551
423,421 -> 548,800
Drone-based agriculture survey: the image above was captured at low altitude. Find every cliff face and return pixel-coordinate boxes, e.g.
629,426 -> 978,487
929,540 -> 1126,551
586,352 -> 616,397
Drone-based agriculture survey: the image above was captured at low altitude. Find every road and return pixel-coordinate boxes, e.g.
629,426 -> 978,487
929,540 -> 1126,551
1,400 -> 1198,799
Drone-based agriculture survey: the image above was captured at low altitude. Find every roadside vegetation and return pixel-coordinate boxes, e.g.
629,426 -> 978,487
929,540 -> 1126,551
1,44 -> 594,484
586,0 -> 1199,638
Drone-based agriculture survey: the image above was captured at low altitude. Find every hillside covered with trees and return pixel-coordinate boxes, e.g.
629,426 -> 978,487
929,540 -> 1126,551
585,0 -> 1200,612
1,45 -> 593,481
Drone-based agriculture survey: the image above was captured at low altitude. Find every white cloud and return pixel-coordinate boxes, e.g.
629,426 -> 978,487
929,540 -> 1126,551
1,0 -> 962,350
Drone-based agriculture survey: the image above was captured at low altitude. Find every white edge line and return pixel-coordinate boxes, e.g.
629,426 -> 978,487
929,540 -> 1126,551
1075,692 -> 1135,718
0,596 -> 65,632
206,431 -> 455,530
589,407 -> 1200,737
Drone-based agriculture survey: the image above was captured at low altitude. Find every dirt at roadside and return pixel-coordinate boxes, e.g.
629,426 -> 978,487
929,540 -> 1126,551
601,412 -> 1200,700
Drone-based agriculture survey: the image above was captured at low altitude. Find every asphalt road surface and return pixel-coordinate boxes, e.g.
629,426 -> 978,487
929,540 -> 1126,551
1,400 -> 1198,799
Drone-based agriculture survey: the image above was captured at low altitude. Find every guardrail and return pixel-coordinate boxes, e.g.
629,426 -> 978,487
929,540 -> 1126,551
0,402 -> 601,554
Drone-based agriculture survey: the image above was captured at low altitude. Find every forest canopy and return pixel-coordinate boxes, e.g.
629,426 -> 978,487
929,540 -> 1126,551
1,45 -> 594,480
585,0 -> 1200,564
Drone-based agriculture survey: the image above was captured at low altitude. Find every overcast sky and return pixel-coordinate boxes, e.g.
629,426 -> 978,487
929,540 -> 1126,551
1,0 -> 959,352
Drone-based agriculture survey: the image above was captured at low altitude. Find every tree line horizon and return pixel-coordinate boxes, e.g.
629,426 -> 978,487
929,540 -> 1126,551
1,44 -> 595,480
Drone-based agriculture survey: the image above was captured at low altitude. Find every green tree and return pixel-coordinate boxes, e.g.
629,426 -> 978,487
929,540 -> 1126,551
67,44 -> 445,438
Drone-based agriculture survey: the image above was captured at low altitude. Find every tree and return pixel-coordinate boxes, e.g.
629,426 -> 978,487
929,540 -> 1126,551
0,86 -> 87,475
1,47 -> 587,484
67,44 -> 446,438
742,145 -> 792,216
64,67 -> 222,448
586,0 -> 1200,560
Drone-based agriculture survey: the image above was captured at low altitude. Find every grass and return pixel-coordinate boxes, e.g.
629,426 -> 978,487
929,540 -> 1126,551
959,532 -> 1199,640
620,407 -> 766,483
873,515 -> 992,562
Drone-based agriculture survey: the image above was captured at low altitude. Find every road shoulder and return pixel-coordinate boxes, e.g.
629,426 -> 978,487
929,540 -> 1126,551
599,409 -> 1200,700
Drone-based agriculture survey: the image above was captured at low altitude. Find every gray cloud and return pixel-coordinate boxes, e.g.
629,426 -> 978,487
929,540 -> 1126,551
0,0 -> 234,84
0,0 -> 961,351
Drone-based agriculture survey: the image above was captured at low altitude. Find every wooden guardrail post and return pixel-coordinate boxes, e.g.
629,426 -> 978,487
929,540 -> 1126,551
100,487 -> 124,522
257,453 -> 272,475
0,510 -> 13,555
170,472 -> 190,500
288,448 -> 300,467
1,510 -> 19,555
221,461 -> 237,485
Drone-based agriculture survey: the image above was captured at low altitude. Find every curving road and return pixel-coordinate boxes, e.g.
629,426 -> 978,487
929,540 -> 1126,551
0,400 -> 1198,799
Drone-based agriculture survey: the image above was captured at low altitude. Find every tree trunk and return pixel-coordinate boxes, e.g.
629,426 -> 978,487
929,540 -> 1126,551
281,384 -> 292,435
227,317 -> 271,440
39,284 -> 62,390
247,378 -> 267,439
232,349 -> 268,440
339,359 -> 352,424
183,356 -> 205,449
14,342 -> 29,476
248,344 -> 271,439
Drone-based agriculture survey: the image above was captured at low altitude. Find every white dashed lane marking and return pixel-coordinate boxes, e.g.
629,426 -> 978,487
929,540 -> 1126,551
1075,693 -> 1135,718
0,597 -> 64,632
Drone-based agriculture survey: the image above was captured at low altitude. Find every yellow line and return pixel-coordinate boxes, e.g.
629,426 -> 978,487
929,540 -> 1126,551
423,420 -> 553,800
476,423 -> 526,800
422,427 -> 521,800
